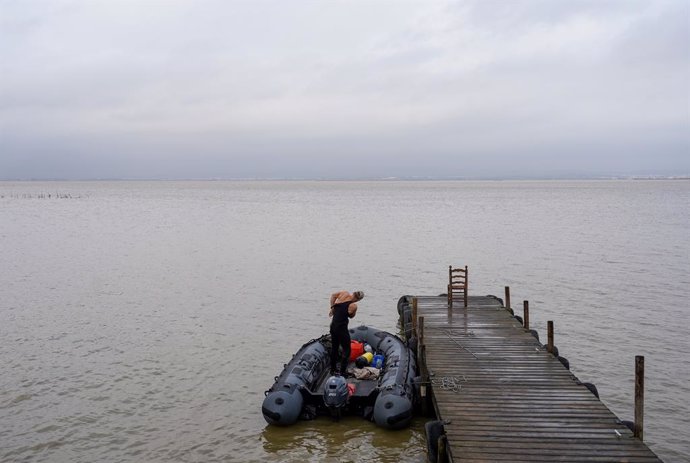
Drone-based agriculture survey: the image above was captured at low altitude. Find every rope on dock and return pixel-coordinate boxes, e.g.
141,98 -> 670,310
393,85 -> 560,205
444,330 -> 478,359
431,376 -> 466,393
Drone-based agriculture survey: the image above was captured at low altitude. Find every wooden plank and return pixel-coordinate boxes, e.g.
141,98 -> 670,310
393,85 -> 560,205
453,454 -> 660,463
452,439 -> 651,447
454,447 -> 658,457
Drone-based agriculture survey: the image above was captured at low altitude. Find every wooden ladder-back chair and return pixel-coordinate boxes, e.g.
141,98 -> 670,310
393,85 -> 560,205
448,265 -> 468,308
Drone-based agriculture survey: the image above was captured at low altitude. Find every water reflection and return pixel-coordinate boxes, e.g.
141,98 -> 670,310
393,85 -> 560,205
261,417 -> 426,463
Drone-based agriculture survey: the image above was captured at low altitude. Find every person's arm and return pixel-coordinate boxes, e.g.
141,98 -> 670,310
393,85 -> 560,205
348,303 -> 358,318
329,291 -> 343,317
330,290 -> 346,307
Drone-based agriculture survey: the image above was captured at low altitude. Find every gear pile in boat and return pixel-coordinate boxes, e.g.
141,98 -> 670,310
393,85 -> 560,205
262,325 -> 418,429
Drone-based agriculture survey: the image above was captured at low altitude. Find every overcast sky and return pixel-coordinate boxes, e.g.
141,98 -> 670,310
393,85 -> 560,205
1,0 -> 688,179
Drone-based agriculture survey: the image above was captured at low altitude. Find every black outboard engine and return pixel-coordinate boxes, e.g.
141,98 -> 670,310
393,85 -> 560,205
323,375 -> 349,419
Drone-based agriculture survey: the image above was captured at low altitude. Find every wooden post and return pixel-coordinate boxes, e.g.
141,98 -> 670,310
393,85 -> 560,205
634,356 -> 645,440
504,286 -> 511,310
418,316 -> 425,361
412,297 -> 418,336
448,266 -> 452,309
419,316 -> 425,351
523,300 -> 530,329
420,343 -> 428,415
464,265 -> 468,307
547,321 -> 554,354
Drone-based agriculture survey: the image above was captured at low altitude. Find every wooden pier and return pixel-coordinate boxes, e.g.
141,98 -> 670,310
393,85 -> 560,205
408,294 -> 662,462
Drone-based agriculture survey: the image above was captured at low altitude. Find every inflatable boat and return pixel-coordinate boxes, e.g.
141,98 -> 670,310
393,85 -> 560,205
262,325 -> 417,429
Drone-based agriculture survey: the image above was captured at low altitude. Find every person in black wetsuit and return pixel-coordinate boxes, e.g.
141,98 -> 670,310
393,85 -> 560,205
329,290 -> 364,375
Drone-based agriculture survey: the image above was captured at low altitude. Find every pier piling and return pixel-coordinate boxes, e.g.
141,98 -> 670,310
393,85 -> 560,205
418,316 -> 425,353
635,355 -> 645,441
523,300 -> 530,329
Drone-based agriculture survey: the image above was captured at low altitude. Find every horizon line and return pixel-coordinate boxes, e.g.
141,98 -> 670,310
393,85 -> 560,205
1,175 -> 689,182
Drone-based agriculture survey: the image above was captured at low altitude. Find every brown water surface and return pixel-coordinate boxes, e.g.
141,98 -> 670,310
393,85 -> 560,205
1,180 -> 688,462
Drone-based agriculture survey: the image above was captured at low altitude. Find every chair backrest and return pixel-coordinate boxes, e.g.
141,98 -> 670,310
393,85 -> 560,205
448,265 -> 467,287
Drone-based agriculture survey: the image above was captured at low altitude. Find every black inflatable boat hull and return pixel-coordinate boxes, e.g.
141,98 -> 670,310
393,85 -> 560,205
262,325 -> 416,429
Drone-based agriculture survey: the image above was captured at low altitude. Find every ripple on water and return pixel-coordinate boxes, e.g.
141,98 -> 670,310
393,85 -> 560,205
10,394 -> 32,404
34,424 -> 60,433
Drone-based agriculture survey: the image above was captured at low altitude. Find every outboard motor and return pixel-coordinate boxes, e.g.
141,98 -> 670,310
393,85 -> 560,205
323,375 -> 349,419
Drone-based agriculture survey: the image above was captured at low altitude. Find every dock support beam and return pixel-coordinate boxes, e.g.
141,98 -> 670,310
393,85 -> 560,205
547,321 -> 554,354
504,286 -> 511,311
635,356 -> 645,440
523,300 -> 530,329
412,297 -> 418,335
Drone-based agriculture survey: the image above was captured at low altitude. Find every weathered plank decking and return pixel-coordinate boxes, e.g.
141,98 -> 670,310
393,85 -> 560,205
415,295 -> 662,462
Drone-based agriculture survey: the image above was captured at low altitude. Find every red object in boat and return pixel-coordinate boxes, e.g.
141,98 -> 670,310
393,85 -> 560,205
349,341 -> 364,361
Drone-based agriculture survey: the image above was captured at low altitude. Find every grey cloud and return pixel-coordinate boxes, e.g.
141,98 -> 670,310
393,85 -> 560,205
0,0 -> 688,179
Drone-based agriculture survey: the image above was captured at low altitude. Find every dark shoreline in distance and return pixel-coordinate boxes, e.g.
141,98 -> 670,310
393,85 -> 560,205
0,176 -> 688,182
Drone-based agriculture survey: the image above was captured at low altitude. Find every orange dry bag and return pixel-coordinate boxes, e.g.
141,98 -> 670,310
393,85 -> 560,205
349,341 -> 365,361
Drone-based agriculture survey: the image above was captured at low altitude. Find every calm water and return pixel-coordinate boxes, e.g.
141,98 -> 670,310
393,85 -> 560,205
0,180 -> 688,463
